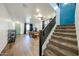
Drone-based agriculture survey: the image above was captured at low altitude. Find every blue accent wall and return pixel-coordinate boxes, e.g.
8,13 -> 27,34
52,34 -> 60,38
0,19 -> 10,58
60,3 -> 76,25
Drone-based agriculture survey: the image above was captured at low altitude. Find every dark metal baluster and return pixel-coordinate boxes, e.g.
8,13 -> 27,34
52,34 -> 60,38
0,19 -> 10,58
39,16 -> 56,56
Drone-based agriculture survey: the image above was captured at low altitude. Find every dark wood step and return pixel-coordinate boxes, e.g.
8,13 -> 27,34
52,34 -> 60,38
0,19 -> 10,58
43,48 -> 56,56
51,35 -> 77,45
46,43 -> 77,56
56,25 -> 75,29
49,39 -> 78,54
53,32 -> 76,38
55,29 -> 76,33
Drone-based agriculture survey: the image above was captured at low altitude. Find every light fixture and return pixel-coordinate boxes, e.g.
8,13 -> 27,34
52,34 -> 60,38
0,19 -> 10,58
36,8 -> 40,13
35,13 -> 43,18
35,8 -> 43,21
38,13 -> 42,17
38,18 -> 41,20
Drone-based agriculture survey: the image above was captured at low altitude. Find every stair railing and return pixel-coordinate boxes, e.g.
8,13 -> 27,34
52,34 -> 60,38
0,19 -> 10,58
39,16 -> 56,56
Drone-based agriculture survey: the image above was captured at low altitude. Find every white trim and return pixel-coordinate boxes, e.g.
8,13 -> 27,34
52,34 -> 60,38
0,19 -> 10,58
75,3 -> 79,49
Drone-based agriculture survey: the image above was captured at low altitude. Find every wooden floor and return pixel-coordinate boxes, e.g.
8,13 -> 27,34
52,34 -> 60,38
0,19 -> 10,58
1,34 -> 39,56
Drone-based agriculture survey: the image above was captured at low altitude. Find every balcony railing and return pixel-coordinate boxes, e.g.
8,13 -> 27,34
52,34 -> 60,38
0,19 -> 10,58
39,16 -> 56,56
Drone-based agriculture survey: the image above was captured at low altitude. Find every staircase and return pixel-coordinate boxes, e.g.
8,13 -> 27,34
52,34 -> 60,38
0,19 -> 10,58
43,25 -> 78,56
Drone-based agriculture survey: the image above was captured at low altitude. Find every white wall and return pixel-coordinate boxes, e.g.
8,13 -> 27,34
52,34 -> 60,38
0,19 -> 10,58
56,7 -> 60,25
75,3 -> 79,49
50,3 -> 60,25
0,20 -> 8,53
0,4 -> 14,53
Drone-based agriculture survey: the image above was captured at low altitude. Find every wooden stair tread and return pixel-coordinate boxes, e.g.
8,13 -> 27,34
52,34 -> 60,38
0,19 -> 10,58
57,25 -> 75,27
55,29 -> 75,32
53,32 -> 76,38
53,32 -> 76,35
47,43 -> 77,56
49,39 -> 78,52
43,25 -> 78,56
51,35 -> 77,44
44,48 -> 56,56
57,25 -> 75,29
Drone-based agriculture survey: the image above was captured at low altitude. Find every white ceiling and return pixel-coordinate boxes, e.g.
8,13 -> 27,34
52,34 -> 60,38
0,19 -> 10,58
4,3 -> 55,23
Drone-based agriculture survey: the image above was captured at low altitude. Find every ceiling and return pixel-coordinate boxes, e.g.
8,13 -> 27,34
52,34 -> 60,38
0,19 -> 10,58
4,3 -> 55,23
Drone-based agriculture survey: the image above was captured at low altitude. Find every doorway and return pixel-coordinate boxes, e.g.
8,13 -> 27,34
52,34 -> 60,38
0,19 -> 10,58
24,23 -> 33,34
15,23 -> 20,35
